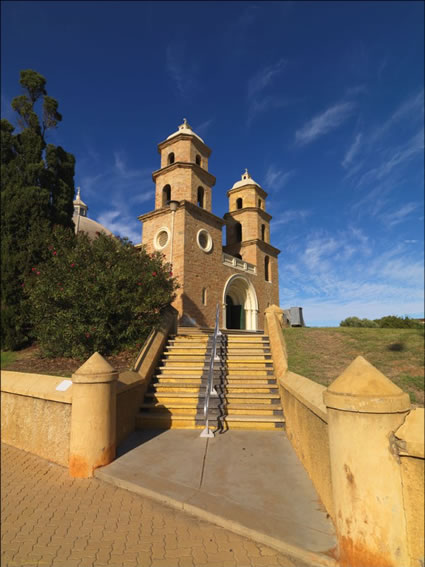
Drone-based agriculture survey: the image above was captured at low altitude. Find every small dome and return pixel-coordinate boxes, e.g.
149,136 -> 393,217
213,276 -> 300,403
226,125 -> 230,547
167,118 -> 205,143
231,169 -> 261,190
72,213 -> 114,240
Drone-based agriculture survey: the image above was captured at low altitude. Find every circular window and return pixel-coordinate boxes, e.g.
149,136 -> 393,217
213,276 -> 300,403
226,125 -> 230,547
197,229 -> 213,253
154,228 -> 170,250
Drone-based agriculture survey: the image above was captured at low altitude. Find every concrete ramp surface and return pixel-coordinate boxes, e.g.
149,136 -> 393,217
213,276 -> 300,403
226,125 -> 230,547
95,429 -> 337,567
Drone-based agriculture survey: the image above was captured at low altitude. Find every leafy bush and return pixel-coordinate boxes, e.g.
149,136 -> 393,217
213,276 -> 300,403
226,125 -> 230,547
340,317 -> 378,328
340,315 -> 422,329
24,227 -> 177,358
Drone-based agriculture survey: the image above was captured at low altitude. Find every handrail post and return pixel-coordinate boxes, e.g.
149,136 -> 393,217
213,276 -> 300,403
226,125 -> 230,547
200,304 -> 221,438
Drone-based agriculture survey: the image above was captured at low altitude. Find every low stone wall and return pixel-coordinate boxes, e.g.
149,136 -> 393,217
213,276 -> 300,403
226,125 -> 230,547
1,372 -> 72,467
264,305 -> 424,567
1,306 -> 178,475
278,371 -> 334,521
116,373 -> 149,445
395,409 -> 425,567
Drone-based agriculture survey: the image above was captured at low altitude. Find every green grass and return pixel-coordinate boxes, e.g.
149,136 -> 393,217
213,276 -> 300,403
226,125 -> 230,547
283,327 -> 424,406
1,351 -> 17,368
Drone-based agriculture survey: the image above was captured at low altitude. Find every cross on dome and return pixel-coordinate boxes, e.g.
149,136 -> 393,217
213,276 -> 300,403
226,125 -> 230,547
179,118 -> 192,131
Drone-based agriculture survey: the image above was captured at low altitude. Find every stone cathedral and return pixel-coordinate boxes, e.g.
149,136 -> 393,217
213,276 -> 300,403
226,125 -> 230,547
138,119 -> 280,331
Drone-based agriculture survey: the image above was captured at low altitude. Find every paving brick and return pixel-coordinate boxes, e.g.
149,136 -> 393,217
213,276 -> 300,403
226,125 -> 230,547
2,444 -> 306,567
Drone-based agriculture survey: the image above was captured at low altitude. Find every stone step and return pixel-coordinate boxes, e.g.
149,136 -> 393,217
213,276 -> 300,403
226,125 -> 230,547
155,368 -> 273,378
150,384 -> 279,394
136,413 -> 284,430
145,391 -> 281,402
140,402 -> 283,416
162,353 -> 273,368
153,376 -> 277,385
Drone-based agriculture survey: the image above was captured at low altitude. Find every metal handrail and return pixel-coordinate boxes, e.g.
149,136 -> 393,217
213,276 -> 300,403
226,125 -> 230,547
200,303 -> 221,438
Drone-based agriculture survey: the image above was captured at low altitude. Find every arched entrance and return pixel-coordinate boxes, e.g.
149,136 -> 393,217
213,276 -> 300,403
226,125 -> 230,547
222,275 -> 258,330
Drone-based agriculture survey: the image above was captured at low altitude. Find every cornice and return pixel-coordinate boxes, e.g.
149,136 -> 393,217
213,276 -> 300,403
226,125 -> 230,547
227,184 -> 268,199
240,239 -> 280,256
152,162 -> 216,186
138,200 -> 225,227
224,208 -> 272,222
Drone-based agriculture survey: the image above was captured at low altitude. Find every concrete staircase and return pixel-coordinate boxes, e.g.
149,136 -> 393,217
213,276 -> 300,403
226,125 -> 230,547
136,330 -> 284,431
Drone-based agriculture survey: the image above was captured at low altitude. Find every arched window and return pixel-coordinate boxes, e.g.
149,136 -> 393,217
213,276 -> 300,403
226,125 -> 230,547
197,186 -> 204,208
202,288 -> 207,305
236,198 -> 243,209
196,154 -> 201,166
168,152 -> 175,165
261,224 -> 265,241
162,185 -> 171,206
236,222 -> 242,242
258,199 -> 262,209
265,256 -> 270,282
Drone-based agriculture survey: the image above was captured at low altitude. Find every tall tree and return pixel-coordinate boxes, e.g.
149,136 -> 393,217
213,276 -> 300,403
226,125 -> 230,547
1,70 -> 76,349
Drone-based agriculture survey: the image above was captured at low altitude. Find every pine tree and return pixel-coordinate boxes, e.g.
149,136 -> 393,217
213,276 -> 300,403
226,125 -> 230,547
1,70 -> 76,349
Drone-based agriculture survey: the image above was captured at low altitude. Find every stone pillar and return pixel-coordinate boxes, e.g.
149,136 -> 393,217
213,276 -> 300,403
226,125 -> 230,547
69,352 -> 118,478
323,356 -> 411,567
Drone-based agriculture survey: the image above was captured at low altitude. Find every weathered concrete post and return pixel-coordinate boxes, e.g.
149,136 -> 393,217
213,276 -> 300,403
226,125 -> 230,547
70,352 -> 118,478
324,356 -> 411,567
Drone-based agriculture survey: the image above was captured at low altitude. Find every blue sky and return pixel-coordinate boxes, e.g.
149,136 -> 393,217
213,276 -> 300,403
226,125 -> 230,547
2,1 -> 424,326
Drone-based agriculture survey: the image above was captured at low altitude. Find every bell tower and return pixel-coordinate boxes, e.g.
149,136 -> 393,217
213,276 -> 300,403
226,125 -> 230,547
224,170 -> 271,261
152,119 -> 216,211
224,169 -> 280,299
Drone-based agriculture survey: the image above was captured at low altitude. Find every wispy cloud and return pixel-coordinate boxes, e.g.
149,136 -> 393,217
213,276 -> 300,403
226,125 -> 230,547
357,129 -> 424,188
76,148 -> 155,243
342,133 -> 362,168
369,89 -> 424,146
345,85 -> 368,97
379,202 -> 421,227
96,210 -> 141,243
166,42 -> 198,99
194,118 -> 213,137
295,102 -> 355,146
113,150 -> 151,179
272,209 -> 311,227
246,59 -> 288,125
247,59 -> 287,100
264,165 -> 295,190
277,228 -> 424,325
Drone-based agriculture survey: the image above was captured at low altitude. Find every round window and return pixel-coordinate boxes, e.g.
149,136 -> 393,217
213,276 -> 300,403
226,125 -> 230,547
197,229 -> 213,253
154,228 -> 170,250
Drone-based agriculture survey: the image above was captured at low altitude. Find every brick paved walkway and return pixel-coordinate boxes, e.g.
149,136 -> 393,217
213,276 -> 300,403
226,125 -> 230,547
1,444 -> 307,567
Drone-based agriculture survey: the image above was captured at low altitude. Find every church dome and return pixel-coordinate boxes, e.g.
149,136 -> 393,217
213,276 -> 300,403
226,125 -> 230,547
72,214 -> 114,239
72,187 -> 114,240
231,169 -> 261,190
166,118 -> 205,143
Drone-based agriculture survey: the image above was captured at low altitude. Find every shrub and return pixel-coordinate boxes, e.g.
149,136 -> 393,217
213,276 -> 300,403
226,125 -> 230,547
376,315 -> 422,329
340,315 -> 423,329
340,317 -> 378,328
25,227 -> 178,358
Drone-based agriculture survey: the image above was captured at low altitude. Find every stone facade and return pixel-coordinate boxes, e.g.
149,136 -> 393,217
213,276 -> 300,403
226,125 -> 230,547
138,119 -> 280,331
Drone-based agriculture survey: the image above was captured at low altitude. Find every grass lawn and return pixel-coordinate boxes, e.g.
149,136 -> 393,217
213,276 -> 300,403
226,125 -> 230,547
283,326 -> 424,407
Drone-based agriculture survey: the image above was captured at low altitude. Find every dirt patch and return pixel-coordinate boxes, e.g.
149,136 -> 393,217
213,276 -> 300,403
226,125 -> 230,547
3,345 -> 139,377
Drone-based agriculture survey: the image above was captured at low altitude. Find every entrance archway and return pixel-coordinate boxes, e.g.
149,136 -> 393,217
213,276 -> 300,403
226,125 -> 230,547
222,275 -> 258,330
